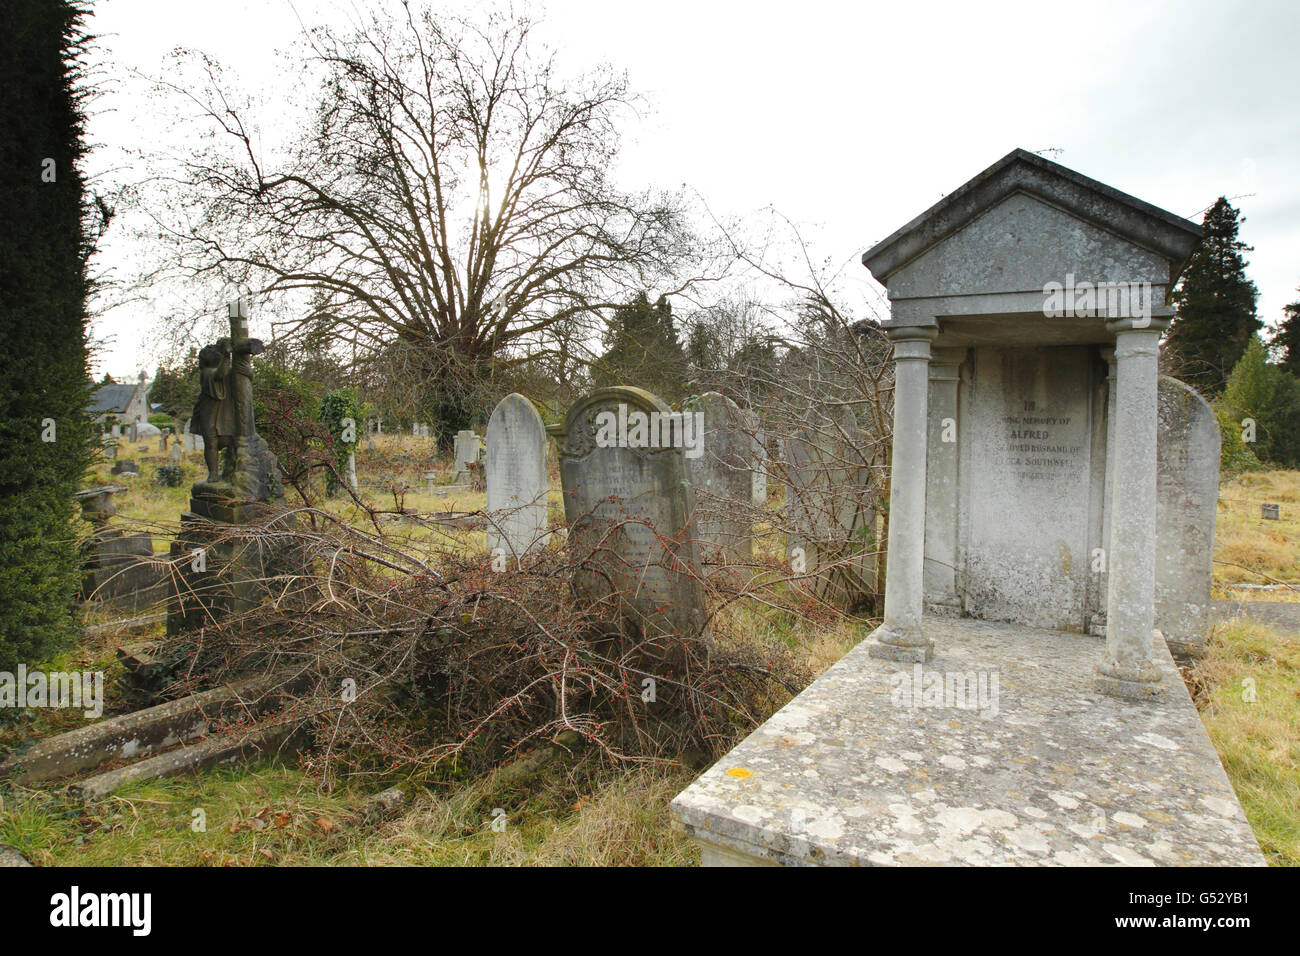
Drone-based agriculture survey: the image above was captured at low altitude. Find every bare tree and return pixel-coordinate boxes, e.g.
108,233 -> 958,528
128,3 -> 707,435
685,212 -> 897,612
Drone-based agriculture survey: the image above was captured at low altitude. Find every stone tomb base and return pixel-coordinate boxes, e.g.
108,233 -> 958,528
671,617 -> 1263,866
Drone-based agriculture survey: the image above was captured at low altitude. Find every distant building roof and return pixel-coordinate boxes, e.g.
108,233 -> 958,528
89,383 -> 139,416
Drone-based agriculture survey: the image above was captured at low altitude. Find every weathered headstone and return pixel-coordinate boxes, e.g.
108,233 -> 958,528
485,393 -> 548,563
452,430 -> 481,480
1154,376 -> 1220,655
559,386 -> 708,663
682,392 -> 753,564
75,485 -> 166,611
1261,503 -> 1280,521
169,442 -> 183,462
110,459 -> 139,477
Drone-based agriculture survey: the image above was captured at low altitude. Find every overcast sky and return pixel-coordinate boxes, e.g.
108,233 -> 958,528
85,0 -> 1300,377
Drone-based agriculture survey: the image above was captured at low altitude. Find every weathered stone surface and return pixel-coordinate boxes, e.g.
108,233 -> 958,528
0,672 -> 298,785
683,392 -> 753,564
453,429 -> 481,480
1155,376 -> 1219,655
167,301 -> 287,637
74,485 -> 122,524
486,393 -> 548,562
74,719 -> 300,800
958,346 -> 1099,631
560,386 -> 708,660
80,529 -> 167,612
0,847 -> 31,867
672,617 -> 1264,866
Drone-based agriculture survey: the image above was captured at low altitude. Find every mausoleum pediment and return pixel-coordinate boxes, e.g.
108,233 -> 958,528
863,148 -> 1203,314
885,191 -> 1171,301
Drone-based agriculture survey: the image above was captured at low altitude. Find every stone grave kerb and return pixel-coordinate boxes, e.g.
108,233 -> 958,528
861,148 -> 1203,699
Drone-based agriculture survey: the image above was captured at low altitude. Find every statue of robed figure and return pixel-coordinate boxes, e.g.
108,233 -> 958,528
188,299 -> 281,506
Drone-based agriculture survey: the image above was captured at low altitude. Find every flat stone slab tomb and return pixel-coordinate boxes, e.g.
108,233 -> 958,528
672,617 -> 1264,866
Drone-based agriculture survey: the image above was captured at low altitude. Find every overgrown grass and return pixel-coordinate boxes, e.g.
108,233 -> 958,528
1191,617 -> 1300,866
25,454 -> 1291,866
0,754 -> 700,866
1214,470 -> 1300,592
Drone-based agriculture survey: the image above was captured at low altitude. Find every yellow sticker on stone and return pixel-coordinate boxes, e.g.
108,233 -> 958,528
726,767 -> 752,779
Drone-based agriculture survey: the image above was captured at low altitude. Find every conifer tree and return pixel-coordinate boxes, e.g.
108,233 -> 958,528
0,1 -> 97,668
1271,290 -> 1300,377
1165,198 -> 1260,395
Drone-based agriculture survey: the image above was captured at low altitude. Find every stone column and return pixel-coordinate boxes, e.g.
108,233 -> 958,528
1096,348 -> 1117,632
869,326 -> 938,662
1094,320 -> 1166,698
923,348 -> 964,613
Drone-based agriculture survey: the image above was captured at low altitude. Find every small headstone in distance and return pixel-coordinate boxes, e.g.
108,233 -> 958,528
424,471 -> 438,495
110,459 -> 139,476
1261,502 -> 1281,520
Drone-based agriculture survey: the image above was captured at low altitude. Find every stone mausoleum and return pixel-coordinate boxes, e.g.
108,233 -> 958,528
672,150 -> 1262,867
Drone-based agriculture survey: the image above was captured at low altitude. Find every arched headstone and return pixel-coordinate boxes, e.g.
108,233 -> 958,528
1155,376 -> 1220,655
486,393 -> 548,563
560,386 -> 708,661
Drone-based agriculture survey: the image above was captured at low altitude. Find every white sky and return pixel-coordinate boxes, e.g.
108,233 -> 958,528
85,0 -> 1300,377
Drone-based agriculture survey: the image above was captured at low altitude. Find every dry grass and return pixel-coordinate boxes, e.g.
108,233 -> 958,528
1214,470 -> 1300,590
1191,617 -> 1300,866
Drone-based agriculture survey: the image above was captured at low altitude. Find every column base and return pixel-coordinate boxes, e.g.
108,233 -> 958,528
867,622 -> 933,663
1092,648 -> 1162,700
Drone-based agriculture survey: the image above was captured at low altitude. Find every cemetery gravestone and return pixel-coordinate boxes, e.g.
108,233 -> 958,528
682,392 -> 753,564
75,486 -> 167,611
485,393 -> 549,564
452,430 -> 481,480
560,386 -> 708,664
1154,376 -> 1220,655
1261,503 -> 1280,521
